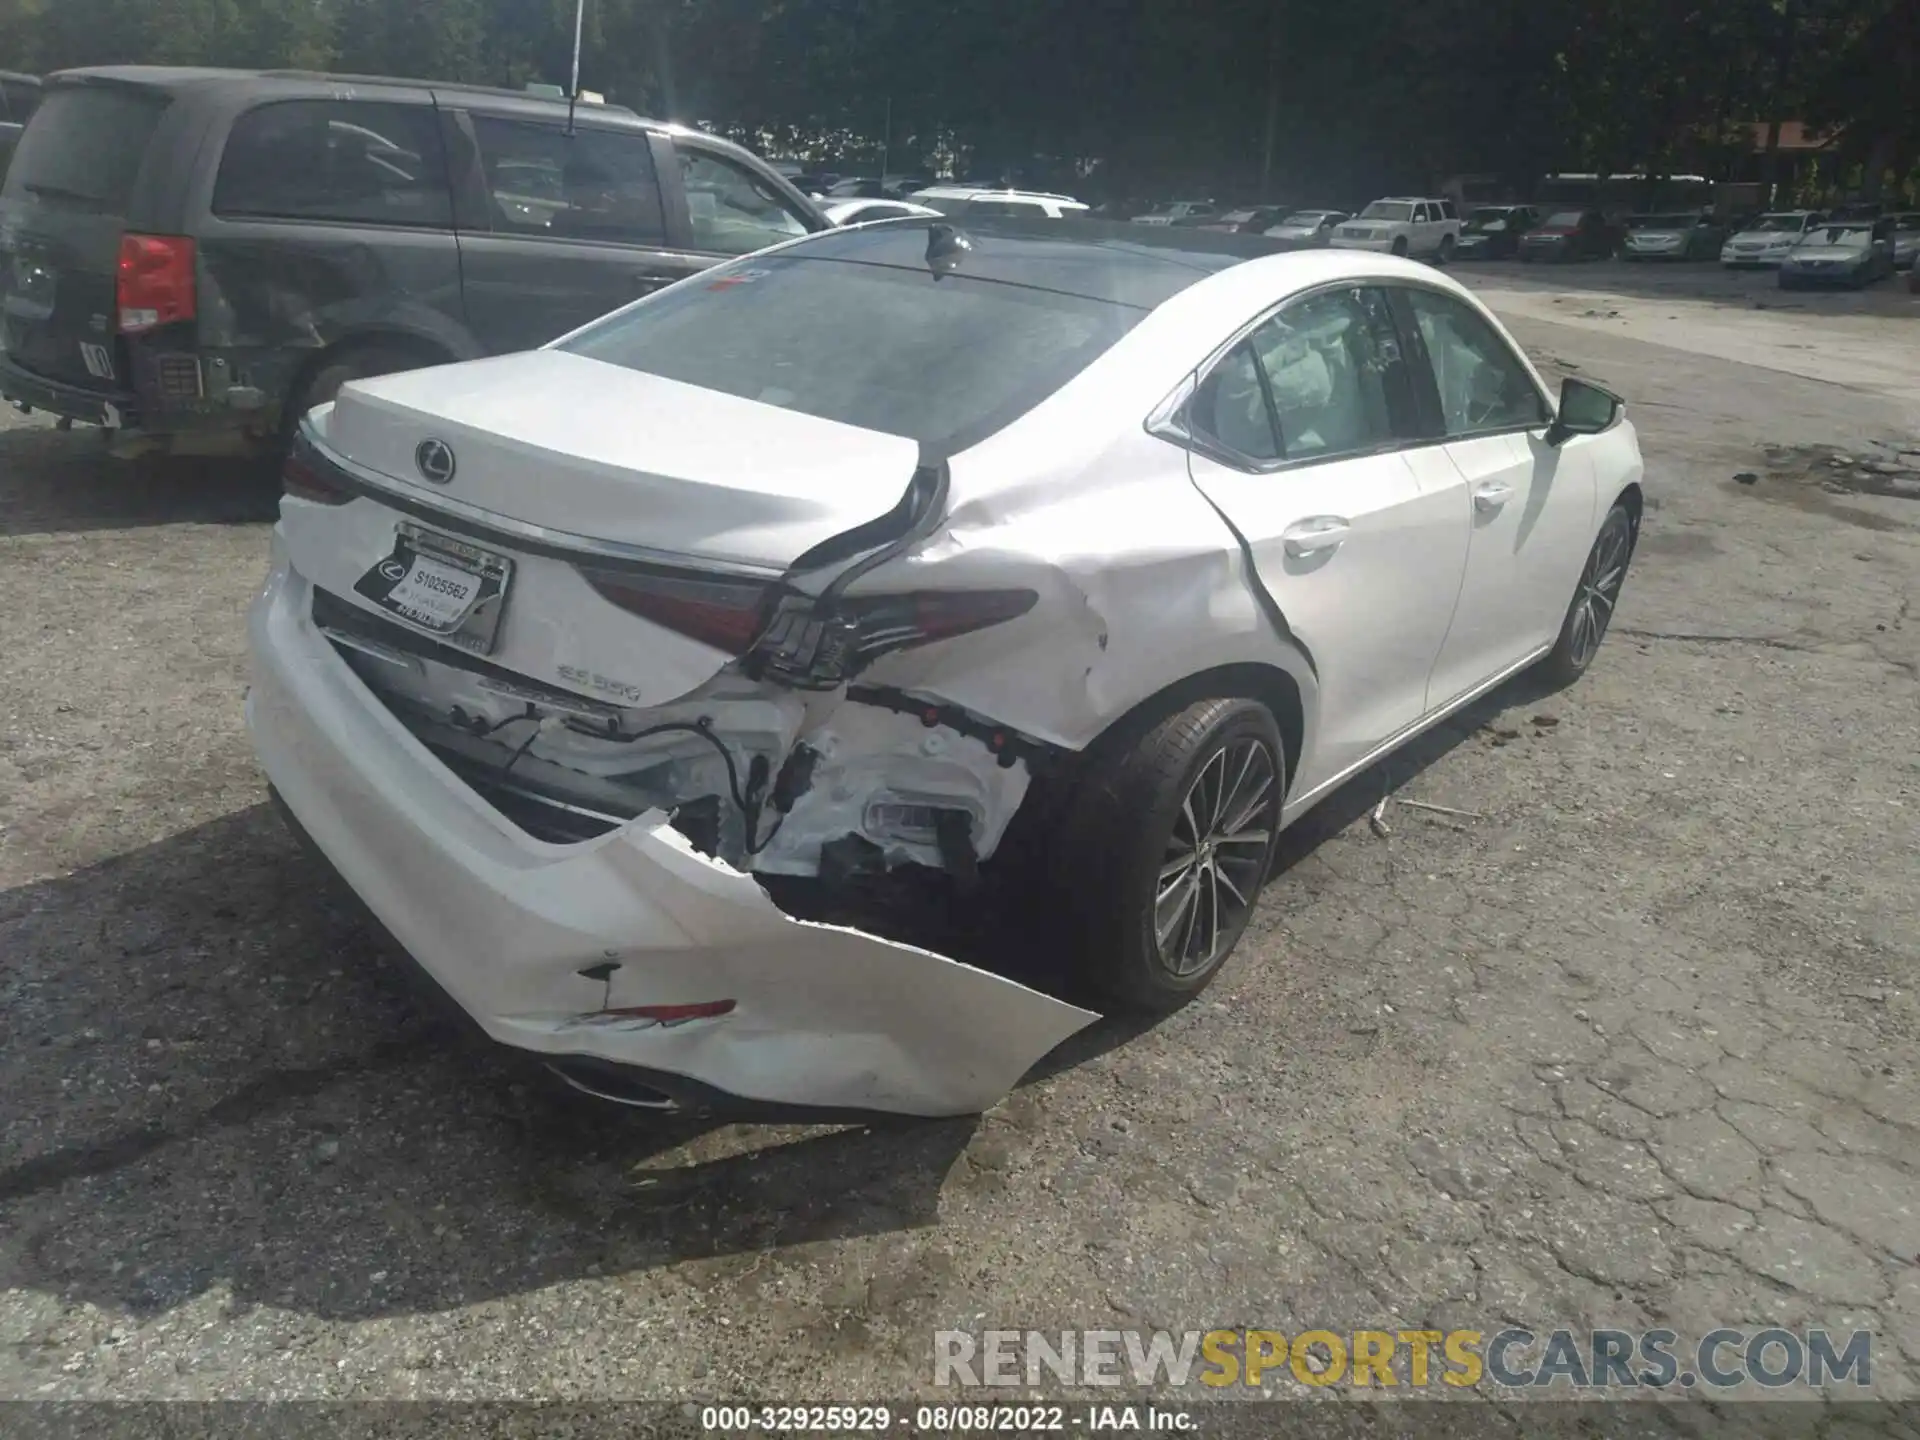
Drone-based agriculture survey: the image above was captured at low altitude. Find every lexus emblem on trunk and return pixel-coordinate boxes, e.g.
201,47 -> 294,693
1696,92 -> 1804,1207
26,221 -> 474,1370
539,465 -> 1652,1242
415,438 -> 456,484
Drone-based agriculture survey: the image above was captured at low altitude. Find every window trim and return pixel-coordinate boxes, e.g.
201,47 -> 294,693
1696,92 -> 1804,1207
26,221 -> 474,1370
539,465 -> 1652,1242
1383,280 -> 1557,445
460,111 -> 671,249
209,97 -> 456,233
671,139 -> 825,258
1149,278 -> 1425,475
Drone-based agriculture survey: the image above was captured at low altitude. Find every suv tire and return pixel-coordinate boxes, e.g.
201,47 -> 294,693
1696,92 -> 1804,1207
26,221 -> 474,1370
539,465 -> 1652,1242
279,342 -> 444,456
1054,697 -> 1285,1012
1391,235 -> 1409,258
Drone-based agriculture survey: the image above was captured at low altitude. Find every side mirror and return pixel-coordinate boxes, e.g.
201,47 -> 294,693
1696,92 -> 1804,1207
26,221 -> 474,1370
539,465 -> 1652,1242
1546,376 -> 1622,447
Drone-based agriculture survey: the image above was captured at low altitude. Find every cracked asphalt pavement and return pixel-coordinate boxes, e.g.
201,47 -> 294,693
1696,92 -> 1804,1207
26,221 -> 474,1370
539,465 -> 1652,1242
1,261 -> 1917,1412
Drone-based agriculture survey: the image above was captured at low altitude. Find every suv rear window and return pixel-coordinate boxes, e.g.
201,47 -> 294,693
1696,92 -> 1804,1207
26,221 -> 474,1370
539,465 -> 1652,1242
3,86 -> 167,212
213,101 -> 451,229
560,254 -> 1141,451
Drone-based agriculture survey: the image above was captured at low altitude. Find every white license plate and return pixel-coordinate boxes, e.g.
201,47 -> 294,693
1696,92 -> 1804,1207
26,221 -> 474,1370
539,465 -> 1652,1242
352,524 -> 513,655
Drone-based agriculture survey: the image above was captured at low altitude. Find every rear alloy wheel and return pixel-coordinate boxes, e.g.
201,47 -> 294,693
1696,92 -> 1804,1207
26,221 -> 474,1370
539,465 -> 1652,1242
1540,500 -> 1635,686
1056,698 -> 1284,1012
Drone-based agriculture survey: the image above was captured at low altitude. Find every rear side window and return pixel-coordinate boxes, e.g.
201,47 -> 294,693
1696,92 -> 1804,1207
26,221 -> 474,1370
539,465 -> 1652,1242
214,101 -> 450,228
559,254 -> 1140,450
4,86 -> 167,212
471,117 -> 666,245
967,199 -> 1044,219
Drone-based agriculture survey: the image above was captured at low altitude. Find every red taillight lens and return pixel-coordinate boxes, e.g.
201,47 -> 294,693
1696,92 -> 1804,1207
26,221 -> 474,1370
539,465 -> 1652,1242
580,567 -> 772,654
281,434 -> 352,505
116,233 -> 197,333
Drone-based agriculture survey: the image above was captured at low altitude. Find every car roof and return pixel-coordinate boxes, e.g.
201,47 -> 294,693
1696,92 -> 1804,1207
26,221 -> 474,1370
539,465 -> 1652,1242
766,215 -> 1285,310
42,64 -> 645,117
913,185 -> 1085,204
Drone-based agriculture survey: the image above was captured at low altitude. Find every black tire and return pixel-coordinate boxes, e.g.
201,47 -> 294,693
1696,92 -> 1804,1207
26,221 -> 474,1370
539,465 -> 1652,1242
1539,500 -> 1635,688
278,342 -> 442,455
1390,235 -> 1409,258
1435,234 -> 1455,266
1052,697 -> 1285,1012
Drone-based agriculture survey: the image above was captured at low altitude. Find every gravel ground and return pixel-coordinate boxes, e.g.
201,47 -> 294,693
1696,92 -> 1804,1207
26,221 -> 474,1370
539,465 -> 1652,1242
1,265 -> 1917,1418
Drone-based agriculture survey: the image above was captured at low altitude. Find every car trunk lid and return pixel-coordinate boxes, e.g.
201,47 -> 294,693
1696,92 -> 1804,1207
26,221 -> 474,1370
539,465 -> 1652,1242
324,348 -> 926,572
0,81 -> 170,392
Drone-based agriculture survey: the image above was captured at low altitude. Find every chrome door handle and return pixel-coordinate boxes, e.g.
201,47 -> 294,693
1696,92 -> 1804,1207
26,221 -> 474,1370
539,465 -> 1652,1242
1473,481 -> 1515,512
1282,516 -> 1352,557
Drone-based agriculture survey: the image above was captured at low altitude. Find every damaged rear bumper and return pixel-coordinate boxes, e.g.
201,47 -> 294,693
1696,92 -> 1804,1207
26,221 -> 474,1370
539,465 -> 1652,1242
245,540 -> 1097,1118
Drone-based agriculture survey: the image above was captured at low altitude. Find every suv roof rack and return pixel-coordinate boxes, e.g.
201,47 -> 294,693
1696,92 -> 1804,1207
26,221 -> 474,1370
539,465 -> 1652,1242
257,69 -> 643,113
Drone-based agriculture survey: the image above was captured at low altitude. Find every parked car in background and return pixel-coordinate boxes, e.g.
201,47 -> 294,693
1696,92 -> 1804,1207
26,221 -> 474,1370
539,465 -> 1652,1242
1519,209 -> 1615,261
1331,197 -> 1461,261
0,66 -> 828,462
792,171 -> 842,195
881,173 -> 934,198
252,220 -> 1643,1116
1131,200 -> 1217,226
1453,205 -> 1538,260
1720,211 -> 1827,267
824,176 -> 889,199
0,69 -> 38,182
1889,212 -> 1920,269
1263,209 -> 1348,248
824,197 -> 941,226
908,186 -> 1090,220
1778,217 -> 1897,289
1620,211 -> 1724,261
1196,205 -> 1289,233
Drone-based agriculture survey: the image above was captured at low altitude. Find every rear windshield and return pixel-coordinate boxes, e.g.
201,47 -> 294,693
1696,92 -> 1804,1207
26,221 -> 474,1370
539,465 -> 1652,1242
559,254 -> 1142,452
3,86 -> 166,212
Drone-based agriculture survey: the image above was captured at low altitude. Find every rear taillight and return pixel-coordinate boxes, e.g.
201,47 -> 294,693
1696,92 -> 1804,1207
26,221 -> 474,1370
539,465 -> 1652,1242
116,233 -> 196,333
580,567 -> 773,654
582,563 -> 1037,685
281,432 -> 352,505
753,588 -> 1038,689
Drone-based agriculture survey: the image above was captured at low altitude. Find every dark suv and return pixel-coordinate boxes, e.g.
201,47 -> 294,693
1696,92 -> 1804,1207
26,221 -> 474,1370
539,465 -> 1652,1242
0,67 -> 828,459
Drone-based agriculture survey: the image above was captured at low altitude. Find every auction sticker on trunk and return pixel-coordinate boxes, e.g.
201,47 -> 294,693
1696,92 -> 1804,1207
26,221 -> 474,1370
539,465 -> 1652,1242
353,523 -> 513,655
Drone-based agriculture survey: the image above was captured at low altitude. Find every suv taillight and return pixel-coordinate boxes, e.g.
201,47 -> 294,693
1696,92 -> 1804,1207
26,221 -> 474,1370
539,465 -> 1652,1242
117,233 -> 196,333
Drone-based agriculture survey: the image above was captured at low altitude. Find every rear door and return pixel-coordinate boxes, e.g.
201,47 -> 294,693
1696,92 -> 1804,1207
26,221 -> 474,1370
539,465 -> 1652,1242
0,79 -> 171,393
1180,283 -> 1471,796
196,88 -> 469,373
448,108 -> 695,353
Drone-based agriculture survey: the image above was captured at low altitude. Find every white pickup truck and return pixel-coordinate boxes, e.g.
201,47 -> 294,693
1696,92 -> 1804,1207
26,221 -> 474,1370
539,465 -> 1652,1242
1330,197 -> 1462,261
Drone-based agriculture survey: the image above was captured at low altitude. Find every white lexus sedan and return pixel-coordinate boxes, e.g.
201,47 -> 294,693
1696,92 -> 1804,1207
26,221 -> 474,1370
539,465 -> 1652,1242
250,220 -> 1643,1119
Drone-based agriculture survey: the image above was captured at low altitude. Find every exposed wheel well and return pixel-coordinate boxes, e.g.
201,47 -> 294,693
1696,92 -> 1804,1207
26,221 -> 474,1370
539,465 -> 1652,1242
1087,663 -> 1305,800
1614,480 -> 1644,541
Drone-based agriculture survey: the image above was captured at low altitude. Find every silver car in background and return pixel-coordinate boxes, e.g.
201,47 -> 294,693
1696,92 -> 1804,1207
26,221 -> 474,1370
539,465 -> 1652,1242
1263,209 -> 1349,248
1778,217 -> 1897,289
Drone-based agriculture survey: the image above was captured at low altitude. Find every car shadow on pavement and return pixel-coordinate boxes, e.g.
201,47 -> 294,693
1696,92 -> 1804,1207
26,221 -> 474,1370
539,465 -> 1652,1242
0,424 -> 279,537
0,803 -> 975,1322
0,665 -> 1565,1323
